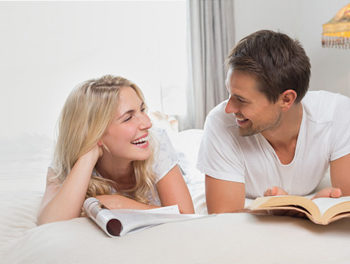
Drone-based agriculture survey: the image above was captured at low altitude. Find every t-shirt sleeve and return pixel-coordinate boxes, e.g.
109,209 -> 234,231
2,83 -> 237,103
152,128 -> 179,183
330,94 -> 350,161
196,114 -> 245,183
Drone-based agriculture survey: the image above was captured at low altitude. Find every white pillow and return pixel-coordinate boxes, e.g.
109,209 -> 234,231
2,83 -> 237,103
0,191 -> 42,255
169,129 -> 206,214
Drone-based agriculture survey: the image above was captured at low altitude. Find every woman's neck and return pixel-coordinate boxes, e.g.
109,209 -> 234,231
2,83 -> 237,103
95,155 -> 135,188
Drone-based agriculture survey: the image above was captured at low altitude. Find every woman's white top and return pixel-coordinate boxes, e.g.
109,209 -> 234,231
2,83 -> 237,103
94,127 -> 179,205
51,127 -> 179,206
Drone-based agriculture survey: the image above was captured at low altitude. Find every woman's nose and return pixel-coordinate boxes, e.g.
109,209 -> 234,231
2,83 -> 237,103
139,113 -> 152,129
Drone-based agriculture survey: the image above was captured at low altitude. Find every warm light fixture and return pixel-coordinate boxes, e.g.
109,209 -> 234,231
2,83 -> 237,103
322,3 -> 350,49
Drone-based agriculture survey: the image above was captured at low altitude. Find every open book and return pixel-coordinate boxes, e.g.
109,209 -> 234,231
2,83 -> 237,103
83,197 -> 202,236
248,195 -> 350,225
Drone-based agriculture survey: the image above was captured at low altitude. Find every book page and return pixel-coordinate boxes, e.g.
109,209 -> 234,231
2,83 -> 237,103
312,196 -> 350,216
248,195 -> 318,214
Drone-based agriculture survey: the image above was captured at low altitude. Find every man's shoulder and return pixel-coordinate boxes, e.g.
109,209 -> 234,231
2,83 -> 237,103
304,90 -> 350,101
203,101 -> 255,145
303,90 -> 350,123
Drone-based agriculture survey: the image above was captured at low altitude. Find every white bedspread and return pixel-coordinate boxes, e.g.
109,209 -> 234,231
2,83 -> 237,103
1,130 -> 349,264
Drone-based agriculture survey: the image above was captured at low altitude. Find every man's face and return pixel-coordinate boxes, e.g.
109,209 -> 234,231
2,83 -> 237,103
225,69 -> 282,137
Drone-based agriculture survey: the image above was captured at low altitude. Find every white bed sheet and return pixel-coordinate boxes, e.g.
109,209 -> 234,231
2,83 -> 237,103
1,130 -> 350,264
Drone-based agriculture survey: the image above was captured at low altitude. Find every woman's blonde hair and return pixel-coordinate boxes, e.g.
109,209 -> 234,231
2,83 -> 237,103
51,75 -> 155,203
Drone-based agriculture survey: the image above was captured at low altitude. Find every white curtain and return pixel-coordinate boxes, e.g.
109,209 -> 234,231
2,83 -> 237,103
183,0 -> 235,129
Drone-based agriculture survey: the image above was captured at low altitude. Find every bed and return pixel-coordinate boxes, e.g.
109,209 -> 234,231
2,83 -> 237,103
1,122 -> 350,263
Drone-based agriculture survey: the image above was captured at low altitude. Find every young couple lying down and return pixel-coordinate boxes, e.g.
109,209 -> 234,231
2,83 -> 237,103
38,30 -> 350,225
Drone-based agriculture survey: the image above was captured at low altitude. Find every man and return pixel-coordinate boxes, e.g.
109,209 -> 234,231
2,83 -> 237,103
197,30 -> 350,213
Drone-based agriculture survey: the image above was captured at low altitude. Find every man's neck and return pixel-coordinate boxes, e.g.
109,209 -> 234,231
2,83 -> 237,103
261,103 -> 303,164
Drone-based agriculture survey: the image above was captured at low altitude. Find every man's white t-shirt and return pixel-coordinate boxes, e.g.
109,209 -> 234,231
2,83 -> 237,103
197,91 -> 350,198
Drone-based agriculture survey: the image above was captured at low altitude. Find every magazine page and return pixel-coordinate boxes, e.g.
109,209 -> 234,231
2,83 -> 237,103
110,209 -> 200,236
83,197 -> 118,236
127,205 -> 180,214
83,197 -> 204,237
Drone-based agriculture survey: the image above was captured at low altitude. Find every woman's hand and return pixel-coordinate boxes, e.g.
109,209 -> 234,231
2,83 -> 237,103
80,143 -> 103,165
37,143 -> 103,225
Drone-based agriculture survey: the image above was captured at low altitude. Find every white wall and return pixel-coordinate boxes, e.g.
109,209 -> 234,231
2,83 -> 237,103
0,1 -> 186,140
234,0 -> 350,97
2,1 -> 349,141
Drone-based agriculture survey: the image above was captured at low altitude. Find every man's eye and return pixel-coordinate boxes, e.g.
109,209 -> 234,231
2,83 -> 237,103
236,97 -> 246,103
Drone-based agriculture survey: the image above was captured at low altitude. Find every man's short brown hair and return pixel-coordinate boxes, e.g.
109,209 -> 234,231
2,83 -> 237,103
226,30 -> 311,103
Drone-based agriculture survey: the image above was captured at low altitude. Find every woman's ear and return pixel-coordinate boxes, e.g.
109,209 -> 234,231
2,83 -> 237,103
279,90 -> 297,111
96,141 -> 104,158
99,141 -> 111,153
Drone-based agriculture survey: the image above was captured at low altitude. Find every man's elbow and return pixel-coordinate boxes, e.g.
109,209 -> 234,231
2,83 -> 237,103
207,201 -> 245,214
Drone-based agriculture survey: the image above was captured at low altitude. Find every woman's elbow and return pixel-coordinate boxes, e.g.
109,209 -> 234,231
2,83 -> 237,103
178,203 -> 195,214
36,207 -> 80,225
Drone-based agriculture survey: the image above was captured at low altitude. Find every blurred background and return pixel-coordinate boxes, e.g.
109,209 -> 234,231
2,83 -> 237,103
1,0 -> 349,140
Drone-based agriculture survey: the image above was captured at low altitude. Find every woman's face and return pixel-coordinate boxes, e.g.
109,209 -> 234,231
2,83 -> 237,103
101,86 -> 152,162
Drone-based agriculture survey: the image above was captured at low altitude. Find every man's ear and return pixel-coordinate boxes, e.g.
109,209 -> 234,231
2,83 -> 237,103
278,89 -> 297,111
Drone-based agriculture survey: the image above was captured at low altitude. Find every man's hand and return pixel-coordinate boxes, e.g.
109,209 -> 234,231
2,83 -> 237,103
264,186 -> 288,196
312,187 -> 342,199
263,186 -> 305,218
330,153 -> 350,196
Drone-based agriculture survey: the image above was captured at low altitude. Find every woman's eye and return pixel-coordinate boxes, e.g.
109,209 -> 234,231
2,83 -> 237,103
141,107 -> 146,112
124,116 -> 132,122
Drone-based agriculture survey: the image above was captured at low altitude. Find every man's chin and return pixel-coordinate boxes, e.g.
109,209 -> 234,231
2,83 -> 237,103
238,127 -> 257,137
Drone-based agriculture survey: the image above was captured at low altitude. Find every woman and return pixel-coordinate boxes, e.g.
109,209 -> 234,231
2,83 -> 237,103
37,75 -> 194,225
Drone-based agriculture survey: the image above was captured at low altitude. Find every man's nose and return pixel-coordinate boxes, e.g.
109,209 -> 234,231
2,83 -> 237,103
225,100 -> 238,114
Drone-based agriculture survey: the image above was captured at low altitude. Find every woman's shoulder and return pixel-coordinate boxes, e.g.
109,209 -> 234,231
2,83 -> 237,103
150,126 -> 168,137
150,127 -> 174,147
150,127 -> 178,179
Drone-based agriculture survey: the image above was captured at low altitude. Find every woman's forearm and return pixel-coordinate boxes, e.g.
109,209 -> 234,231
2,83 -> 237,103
37,155 -> 96,225
96,194 -> 159,210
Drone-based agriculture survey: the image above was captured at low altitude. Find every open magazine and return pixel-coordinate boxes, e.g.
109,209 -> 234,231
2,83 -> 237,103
83,197 -> 203,236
